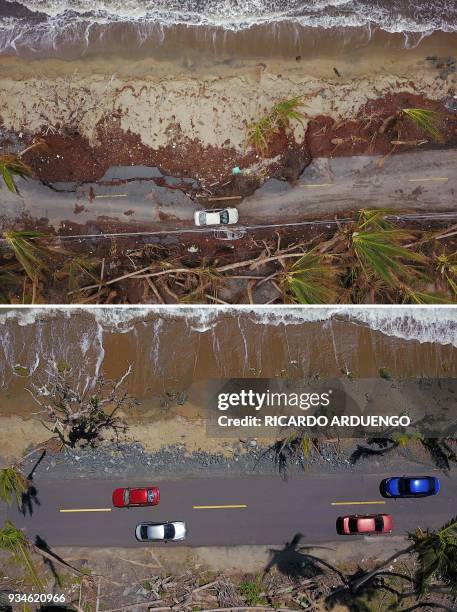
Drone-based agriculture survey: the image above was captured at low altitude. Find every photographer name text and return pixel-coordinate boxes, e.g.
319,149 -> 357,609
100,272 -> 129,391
217,414 -> 411,428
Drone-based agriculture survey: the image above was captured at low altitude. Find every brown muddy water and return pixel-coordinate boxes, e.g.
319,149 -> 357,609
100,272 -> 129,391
1,14 -> 456,62
0,307 -> 456,418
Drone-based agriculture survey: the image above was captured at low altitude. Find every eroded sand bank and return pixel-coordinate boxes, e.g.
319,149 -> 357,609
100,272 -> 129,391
0,47 -> 455,154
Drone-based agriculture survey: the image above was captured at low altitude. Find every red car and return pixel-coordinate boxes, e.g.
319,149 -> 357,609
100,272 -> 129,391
336,513 -> 393,535
112,486 -> 160,508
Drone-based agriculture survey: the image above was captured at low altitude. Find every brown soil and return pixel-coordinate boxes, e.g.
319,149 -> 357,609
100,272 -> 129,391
14,92 -> 457,188
307,92 -> 457,158
1,217 -> 456,305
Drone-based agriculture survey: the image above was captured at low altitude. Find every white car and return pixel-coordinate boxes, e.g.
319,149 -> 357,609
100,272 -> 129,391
135,521 -> 186,542
194,207 -> 239,226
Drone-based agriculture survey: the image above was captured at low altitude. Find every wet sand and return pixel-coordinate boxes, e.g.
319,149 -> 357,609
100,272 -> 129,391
0,308 -> 456,418
1,14 -> 456,62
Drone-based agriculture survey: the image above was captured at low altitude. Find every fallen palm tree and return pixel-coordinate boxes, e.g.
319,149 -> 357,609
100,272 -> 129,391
1,210 -> 456,304
0,154 -> 33,194
65,210 -> 456,305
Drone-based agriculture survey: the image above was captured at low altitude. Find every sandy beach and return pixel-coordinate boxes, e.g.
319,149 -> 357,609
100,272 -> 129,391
0,50 -> 453,150
1,42 -> 456,184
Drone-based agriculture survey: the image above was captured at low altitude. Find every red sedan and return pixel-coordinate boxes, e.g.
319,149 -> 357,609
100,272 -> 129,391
336,513 -> 393,535
112,486 -> 160,508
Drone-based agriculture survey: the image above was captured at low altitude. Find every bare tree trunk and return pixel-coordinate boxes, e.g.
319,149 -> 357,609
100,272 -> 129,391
350,543 -> 415,592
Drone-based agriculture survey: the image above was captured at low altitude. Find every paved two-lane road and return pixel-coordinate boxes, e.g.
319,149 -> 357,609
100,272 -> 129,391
4,471 -> 456,547
0,149 -> 456,236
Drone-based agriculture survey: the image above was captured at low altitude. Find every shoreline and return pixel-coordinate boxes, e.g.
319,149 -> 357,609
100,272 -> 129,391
0,13 -> 457,60
1,309 -> 457,418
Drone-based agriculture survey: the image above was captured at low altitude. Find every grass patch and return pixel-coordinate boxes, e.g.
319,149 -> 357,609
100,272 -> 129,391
435,250 -> 457,296
247,96 -> 306,156
239,580 -> 264,606
246,116 -> 277,157
272,96 -> 306,129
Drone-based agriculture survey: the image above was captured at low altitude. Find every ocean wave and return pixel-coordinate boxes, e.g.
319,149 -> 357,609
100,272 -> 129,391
1,307 -> 456,347
2,0 -> 457,32
2,1 -> 456,31
340,309 -> 457,348
1,0 -> 455,58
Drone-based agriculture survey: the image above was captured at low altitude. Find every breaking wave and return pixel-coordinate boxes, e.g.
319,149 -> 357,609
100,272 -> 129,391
1,306 -> 456,347
4,1 -> 457,32
1,0 -> 456,58
0,306 -> 456,400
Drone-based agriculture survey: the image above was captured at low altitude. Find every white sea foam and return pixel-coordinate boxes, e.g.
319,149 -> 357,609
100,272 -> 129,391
3,0 -> 457,33
1,307 -> 456,347
343,309 -> 457,348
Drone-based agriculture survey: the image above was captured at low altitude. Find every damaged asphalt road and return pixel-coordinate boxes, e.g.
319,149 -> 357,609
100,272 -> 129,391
0,149 -> 456,237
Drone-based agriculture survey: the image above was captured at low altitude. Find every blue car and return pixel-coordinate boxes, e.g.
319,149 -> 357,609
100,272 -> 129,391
380,476 -> 440,498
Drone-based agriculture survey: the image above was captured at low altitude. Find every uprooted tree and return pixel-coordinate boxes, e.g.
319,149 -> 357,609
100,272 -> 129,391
26,364 -> 135,448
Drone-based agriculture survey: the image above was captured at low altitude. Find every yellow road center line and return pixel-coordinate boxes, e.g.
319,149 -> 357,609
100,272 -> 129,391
331,501 -> 386,506
300,183 -> 333,188
193,504 -> 247,510
408,177 -> 448,182
60,508 -> 112,513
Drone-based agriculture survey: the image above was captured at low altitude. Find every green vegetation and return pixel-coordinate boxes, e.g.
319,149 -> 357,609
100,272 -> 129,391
351,229 -> 423,286
0,521 -> 43,590
246,115 -> 276,157
0,262 -> 21,301
403,286 -> 450,304
284,209 -> 453,304
379,107 -> 445,145
13,364 -> 29,377
0,154 -> 32,193
379,367 -> 392,380
0,519 -> 88,603
351,515 -> 457,598
413,516 -> 457,597
3,231 -> 49,282
0,232 -> 98,303
56,255 -> 100,293
350,209 -> 425,289
0,466 -> 27,506
283,249 -> 339,304
247,96 -> 306,156
392,431 -> 424,447
239,579 -> 264,605
436,250 -> 457,296
401,108 -> 444,142
272,96 -> 305,129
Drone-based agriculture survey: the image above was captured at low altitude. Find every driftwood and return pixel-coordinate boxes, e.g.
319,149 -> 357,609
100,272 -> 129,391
25,365 -> 133,448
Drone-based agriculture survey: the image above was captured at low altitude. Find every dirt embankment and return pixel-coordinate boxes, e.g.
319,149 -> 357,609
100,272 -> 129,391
3,92 -> 456,189
0,49 -> 456,187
